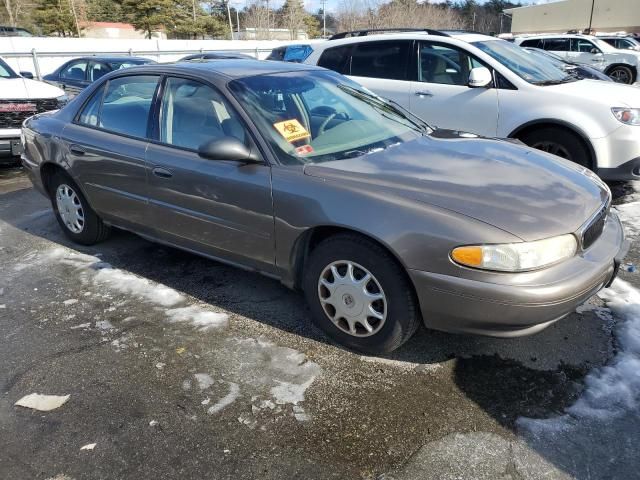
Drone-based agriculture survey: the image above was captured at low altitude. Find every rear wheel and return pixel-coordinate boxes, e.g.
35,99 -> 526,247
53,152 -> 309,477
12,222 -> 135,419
519,127 -> 591,169
607,65 -> 634,84
303,233 -> 420,354
49,171 -> 110,245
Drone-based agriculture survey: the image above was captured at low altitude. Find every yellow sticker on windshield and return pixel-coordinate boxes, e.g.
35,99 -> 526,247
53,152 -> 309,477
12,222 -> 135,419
273,119 -> 310,143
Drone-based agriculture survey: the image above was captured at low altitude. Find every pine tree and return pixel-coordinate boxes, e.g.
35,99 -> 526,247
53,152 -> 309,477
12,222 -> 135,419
33,0 -> 78,36
121,0 -> 173,39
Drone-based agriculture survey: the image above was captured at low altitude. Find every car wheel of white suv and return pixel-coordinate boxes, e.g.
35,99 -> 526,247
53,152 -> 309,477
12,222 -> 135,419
519,127 -> 591,169
607,65 -> 634,84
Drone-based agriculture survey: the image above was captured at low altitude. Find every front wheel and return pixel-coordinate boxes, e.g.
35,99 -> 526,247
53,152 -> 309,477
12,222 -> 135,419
303,234 -> 420,354
50,171 -> 110,245
519,127 -> 591,169
607,65 -> 634,84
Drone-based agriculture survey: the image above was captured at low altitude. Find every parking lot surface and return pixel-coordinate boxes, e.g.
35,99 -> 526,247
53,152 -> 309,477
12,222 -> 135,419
1,166 -> 639,480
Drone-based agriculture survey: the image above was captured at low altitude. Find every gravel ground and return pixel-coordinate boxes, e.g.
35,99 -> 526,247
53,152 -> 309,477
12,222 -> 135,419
1,165 -> 638,480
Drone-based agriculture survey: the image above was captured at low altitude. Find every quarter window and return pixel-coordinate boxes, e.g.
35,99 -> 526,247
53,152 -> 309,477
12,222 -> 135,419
88,61 -> 110,82
60,61 -> 88,81
78,84 -> 106,126
159,77 -> 248,151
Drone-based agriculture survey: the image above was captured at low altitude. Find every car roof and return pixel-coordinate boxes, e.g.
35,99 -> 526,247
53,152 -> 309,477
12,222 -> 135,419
118,59 -> 323,80
318,31 -> 496,48
69,56 -> 152,63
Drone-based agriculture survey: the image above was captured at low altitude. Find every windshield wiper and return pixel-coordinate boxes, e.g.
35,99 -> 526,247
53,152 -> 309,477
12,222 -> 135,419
337,84 -> 431,133
533,76 -> 578,86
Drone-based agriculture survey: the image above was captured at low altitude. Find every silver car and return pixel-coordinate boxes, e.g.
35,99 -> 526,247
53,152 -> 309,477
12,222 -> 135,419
21,60 -> 628,353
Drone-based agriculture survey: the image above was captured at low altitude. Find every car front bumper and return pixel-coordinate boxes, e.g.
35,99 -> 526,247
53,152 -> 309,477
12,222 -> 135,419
408,212 -> 628,337
0,131 -> 23,161
593,125 -> 640,180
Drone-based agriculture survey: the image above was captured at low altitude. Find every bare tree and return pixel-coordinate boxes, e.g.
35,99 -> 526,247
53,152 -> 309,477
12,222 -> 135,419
2,0 -> 30,26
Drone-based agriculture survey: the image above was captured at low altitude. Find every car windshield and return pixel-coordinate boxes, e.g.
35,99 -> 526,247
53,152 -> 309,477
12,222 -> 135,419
524,48 -> 574,72
0,57 -> 18,78
473,40 -> 576,85
109,60 -> 150,69
229,71 -> 429,165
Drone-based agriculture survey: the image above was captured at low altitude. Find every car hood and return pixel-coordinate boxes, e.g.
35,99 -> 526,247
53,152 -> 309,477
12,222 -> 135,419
0,77 -> 64,99
546,78 -> 640,106
303,134 -> 609,241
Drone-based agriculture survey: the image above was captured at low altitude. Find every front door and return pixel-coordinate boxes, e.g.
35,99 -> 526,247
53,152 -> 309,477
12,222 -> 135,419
409,41 -> 498,137
145,76 -> 275,272
58,60 -> 90,97
63,75 -> 161,229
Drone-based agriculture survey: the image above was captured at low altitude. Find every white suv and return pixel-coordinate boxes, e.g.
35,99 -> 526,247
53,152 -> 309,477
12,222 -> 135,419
515,34 -> 640,84
304,29 -> 640,180
0,56 -> 66,163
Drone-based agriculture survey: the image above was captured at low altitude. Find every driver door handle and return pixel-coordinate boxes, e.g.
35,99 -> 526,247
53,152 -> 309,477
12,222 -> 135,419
152,167 -> 173,179
414,90 -> 434,97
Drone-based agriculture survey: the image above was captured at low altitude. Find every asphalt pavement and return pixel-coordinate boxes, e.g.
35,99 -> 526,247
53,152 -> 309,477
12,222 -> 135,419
1,165 -> 639,480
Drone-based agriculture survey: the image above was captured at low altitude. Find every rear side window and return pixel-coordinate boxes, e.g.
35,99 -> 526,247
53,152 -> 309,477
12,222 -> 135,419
317,45 -> 352,74
543,38 -> 570,51
520,39 -> 543,48
60,61 -> 87,81
349,41 -> 410,80
77,75 -> 160,139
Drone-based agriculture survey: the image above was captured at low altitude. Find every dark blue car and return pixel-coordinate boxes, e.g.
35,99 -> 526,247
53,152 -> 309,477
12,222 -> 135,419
43,56 -> 155,97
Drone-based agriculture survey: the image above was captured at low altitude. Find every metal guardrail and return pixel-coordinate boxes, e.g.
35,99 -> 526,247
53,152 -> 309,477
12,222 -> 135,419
0,47 -> 276,80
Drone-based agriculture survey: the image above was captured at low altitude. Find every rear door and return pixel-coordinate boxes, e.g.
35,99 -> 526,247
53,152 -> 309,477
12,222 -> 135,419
62,74 -> 160,229
145,76 -> 275,272
409,41 -> 498,136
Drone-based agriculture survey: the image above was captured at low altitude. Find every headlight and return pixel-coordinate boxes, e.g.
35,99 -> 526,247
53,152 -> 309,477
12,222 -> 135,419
611,107 -> 640,125
56,94 -> 69,108
451,234 -> 577,272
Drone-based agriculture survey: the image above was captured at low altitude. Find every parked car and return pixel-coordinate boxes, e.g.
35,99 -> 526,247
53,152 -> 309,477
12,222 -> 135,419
43,56 -> 155,97
180,52 -> 254,61
598,35 -> 640,52
0,56 -> 65,163
523,47 -> 612,81
266,44 -> 314,63
0,25 -> 33,37
304,29 -> 640,180
515,34 -> 640,84
21,60 -> 627,353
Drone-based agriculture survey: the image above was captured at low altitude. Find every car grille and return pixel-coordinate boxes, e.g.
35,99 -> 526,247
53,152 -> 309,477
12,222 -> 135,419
0,98 -> 58,129
581,204 -> 608,250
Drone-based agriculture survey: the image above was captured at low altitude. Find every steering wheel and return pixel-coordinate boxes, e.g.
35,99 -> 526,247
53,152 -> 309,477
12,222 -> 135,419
318,112 -> 338,136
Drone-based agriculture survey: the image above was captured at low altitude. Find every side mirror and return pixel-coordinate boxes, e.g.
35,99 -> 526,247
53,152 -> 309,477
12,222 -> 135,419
590,48 -> 601,55
468,67 -> 492,88
20,71 -> 34,79
198,137 -> 262,163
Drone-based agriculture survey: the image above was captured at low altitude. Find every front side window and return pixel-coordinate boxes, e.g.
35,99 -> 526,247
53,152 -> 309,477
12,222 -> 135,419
159,77 -> 248,151
543,38 -> 570,52
572,39 -> 600,53
60,61 -> 88,81
349,41 -> 411,80
418,42 -> 484,86
77,75 -> 159,138
229,71 -> 428,166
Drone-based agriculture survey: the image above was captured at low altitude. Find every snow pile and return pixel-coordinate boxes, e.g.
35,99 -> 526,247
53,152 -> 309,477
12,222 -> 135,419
15,393 -> 70,411
207,382 -> 240,414
519,278 -> 640,431
614,201 -> 640,238
34,247 -> 228,333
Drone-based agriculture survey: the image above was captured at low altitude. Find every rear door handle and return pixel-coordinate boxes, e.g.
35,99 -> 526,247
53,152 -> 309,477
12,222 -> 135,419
414,90 -> 434,97
152,167 -> 173,179
69,145 -> 86,156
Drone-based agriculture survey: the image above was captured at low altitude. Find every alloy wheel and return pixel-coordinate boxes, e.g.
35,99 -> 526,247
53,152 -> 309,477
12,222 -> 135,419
609,67 -> 632,84
532,141 -> 571,159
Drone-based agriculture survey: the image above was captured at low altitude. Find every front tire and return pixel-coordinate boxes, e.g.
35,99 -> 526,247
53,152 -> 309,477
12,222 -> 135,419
49,171 -> 110,245
303,234 -> 420,354
607,65 -> 634,84
519,127 -> 591,169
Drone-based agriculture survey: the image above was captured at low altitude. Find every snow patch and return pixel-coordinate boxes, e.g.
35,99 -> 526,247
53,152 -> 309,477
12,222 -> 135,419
520,279 -> 640,430
80,443 -> 96,451
70,323 -> 91,330
194,373 -> 215,391
93,268 -> 184,307
165,306 -> 228,331
207,382 -> 240,414
614,201 -> 640,238
62,299 -> 78,306
15,393 -> 70,411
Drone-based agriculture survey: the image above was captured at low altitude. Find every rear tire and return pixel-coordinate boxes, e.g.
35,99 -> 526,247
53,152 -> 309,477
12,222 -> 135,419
519,127 -> 591,169
49,171 -> 110,245
607,65 -> 634,84
303,233 -> 420,354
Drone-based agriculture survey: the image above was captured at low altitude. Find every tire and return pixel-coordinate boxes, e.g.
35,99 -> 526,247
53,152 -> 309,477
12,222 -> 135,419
49,171 -> 110,245
303,233 -> 420,354
519,127 -> 591,169
607,65 -> 634,84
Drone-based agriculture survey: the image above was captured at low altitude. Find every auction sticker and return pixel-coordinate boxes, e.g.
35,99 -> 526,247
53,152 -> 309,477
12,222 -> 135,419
273,119 -> 311,143
295,144 -> 314,155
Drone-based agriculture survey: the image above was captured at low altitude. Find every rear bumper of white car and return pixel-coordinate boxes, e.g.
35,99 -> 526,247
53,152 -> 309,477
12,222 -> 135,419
593,125 -> 640,180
